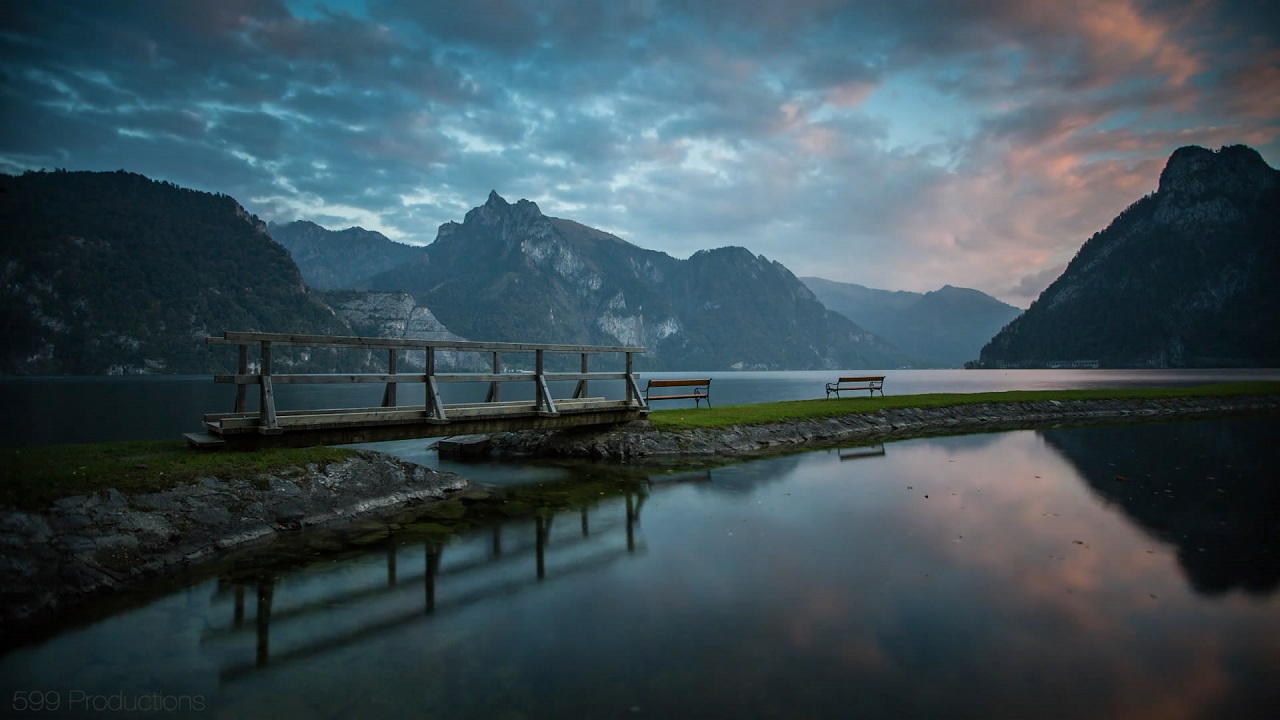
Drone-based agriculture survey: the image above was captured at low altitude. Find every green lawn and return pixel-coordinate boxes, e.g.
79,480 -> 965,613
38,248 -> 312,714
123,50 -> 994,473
0,441 -> 355,511
646,381 -> 1280,431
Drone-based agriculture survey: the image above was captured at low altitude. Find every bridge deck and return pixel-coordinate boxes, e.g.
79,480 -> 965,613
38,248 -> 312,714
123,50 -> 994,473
191,331 -> 649,449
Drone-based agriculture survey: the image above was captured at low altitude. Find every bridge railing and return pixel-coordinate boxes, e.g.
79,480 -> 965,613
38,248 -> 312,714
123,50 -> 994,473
205,331 -> 647,434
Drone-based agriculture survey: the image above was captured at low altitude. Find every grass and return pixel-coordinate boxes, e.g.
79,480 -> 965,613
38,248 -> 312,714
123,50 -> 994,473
0,441 -> 356,512
646,381 -> 1280,431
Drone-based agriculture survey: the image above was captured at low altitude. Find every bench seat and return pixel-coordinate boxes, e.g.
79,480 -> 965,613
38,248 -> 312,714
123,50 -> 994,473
645,378 -> 711,408
825,375 -> 885,399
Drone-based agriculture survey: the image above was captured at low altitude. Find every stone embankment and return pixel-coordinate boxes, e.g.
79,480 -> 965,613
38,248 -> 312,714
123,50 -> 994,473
490,395 -> 1280,461
0,451 -> 466,628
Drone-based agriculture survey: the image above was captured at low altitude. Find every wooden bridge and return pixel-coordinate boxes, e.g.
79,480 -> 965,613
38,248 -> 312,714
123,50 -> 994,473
186,331 -> 648,449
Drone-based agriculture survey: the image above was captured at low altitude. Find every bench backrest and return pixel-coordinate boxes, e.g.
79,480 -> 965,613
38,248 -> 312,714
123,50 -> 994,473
647,378 -> 711,388
836,376 -> 884,383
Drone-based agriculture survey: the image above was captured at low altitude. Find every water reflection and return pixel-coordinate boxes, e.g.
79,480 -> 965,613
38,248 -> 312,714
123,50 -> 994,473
1040,417 -> 1280,596
2,419 -> 1278,718
202,494 -> 648,683
837,443 -> 886,461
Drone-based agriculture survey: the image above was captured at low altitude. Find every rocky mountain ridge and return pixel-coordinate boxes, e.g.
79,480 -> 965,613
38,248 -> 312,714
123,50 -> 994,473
979,144 -> 1280,368
363,191 -> 908,371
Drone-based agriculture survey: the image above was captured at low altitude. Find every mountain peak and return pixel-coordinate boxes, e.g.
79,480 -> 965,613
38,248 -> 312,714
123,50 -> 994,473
1157,144 -> 1278,199
486,190 -> 508,207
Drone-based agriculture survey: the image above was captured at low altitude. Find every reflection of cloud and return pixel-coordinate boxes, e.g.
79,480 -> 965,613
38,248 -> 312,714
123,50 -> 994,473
634,429 -> 1280,716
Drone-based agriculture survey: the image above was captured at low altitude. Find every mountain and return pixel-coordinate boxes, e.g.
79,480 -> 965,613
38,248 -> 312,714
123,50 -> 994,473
802,278 -> 1022,367
979,145 -> 1280,368
268,220 -> 425,290
364,191 -> 908,370
0,170 -> 352,374
322,290 -> 483,371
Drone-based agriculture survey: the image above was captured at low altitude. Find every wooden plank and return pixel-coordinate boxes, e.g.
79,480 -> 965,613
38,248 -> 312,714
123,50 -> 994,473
627,374 -> 647,409
383,348 -> 398,408
427,375 -> 447,420
260,348 -> 278,430
277,408 -> 431,427
486,351 -> 501,402
536,352 -> 557,416
443,404 -> 538,419
234,345 -> 247,413
433,373 -> 537,383
542,372 -> 630,382
444,400 -> 537,411
216,373 -> 429,384
210,331 -> 644,355
184,432 -> 226,449
215,371 -> 627,384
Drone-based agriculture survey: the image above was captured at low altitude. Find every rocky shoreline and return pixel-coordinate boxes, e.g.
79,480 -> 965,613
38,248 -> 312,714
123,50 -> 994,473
0,451 -> 467,630
490,394 -> 1280,460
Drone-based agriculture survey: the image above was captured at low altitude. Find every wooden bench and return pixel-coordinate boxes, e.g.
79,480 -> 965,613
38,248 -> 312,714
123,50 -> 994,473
645,378 -> 711,407
825,375 -> 885,399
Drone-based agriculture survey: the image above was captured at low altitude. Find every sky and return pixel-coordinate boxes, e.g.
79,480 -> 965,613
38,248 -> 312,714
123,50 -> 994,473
2,1 -> 1278,307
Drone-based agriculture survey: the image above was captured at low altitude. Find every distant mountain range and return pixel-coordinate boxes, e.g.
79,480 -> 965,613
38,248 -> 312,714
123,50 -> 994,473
802,278 -> 1021,367
360,191 -> 908,370
4,143 -> 1274,375
268,220 -> 425,290
979,145 -> 1280,368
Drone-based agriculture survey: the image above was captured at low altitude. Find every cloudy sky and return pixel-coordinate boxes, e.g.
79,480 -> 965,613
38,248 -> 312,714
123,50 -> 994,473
2,1 -> 1277,306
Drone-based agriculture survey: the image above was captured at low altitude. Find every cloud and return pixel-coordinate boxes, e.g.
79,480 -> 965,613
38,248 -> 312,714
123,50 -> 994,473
1,0 -> 1277,306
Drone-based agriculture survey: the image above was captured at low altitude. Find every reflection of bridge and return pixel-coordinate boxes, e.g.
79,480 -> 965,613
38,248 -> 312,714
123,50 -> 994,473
202,491 -> 648,682
836,444 -> 885,461
186,332 -> 648,448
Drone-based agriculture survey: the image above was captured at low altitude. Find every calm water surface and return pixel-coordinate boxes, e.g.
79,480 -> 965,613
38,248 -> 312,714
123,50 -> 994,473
2,368 -> 1278,447
3,417 -> 1277,718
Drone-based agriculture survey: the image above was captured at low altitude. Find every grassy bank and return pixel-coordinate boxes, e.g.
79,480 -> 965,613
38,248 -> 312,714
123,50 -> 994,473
0,441 -> 355,512
5,382 -> 1277,511
646,381 -> 1280,431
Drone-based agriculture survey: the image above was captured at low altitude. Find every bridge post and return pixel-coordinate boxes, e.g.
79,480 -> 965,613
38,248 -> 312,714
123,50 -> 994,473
381,349 -> 398,407
425,347 -> 446,420
259,341 -> 280,433
234,344 -> 248,413
486,351 -> 500,402
574,353 -> 588,398
535,349 -> 557,415
625,351 -> 634,406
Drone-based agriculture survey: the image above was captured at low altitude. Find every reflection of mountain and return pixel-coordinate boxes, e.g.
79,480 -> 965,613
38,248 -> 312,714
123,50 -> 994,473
1040,418 -> 1280,596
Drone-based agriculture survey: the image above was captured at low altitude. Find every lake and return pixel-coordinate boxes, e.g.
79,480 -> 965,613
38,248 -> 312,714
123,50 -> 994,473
2,416 -> 1277,718
2,368 -> 1278,448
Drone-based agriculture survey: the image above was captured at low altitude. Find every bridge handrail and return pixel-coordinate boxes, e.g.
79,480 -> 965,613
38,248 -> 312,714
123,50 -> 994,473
205,331 -> 647,432
207,331 -> 643,354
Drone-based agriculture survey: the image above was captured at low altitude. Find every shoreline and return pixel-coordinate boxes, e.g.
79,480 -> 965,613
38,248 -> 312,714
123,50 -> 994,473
0,451 -> 467,632
3,392 -> 1277,641
489,394 -> 1280,460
